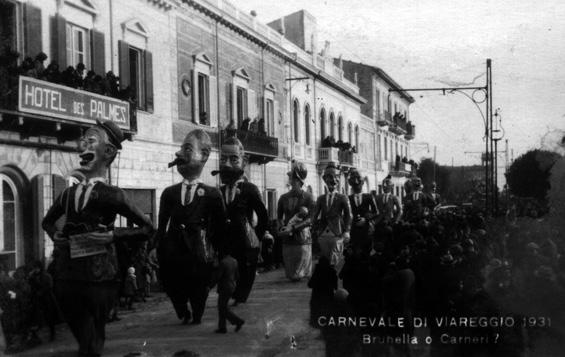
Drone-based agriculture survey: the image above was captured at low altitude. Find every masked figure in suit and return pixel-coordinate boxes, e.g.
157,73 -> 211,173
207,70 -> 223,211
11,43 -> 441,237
426,182 -> 442,211
155,129 -> 225,324
313,163 -> 352,269
218,136 -> 268,305
403,176 -> 432,223
42,120 -> 154,357
374,176 -> 402,227
347,169 -> 378,254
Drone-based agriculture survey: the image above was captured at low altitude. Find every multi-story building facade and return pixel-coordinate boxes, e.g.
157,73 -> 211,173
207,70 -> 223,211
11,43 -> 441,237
0,0 -> 415,268
341,60 -> 416,198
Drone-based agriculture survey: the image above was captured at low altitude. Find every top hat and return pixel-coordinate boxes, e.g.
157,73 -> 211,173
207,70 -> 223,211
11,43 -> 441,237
96,119 -> 124,150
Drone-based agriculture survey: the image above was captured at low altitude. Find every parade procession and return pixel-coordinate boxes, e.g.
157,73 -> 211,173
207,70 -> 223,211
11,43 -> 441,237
1,0 -> 565,356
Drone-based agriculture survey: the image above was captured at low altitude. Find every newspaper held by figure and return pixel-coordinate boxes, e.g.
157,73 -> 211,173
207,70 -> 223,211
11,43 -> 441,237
69,233 -> 109,258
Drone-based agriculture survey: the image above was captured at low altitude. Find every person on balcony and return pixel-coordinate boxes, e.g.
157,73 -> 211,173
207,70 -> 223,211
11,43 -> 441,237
313,163 -> 352,273
277,162 -> 315,281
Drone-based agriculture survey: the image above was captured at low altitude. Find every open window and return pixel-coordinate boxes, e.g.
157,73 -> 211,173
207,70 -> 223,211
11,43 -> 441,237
192,53 -> 216,126
119,19 -> 153,112
264,83 -> 276,136
232,67 -> 254,130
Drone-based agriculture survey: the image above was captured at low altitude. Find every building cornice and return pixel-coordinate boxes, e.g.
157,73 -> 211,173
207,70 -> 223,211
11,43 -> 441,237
182,0 -> 366,104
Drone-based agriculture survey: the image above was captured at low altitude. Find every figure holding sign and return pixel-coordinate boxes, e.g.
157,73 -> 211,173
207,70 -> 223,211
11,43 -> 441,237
42,119 -> 153,356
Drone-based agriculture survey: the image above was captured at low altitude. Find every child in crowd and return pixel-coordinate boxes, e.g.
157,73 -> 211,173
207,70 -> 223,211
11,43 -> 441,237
210,252 -> 244,334
123,267 -> 138,310
280,206 -> 310,244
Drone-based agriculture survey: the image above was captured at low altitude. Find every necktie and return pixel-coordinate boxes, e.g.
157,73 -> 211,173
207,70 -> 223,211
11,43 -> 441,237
327,193 -> 333,208
184,184 -> 192,206
356,195 -> 361,206
77,184 -> 87,212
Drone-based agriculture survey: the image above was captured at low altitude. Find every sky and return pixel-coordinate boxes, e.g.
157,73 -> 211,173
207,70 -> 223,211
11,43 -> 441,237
231,0 -> 565,166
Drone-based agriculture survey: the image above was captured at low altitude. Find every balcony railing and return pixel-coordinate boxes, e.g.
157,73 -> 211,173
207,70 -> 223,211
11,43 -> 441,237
389,161 -> 412,176
222,129 -> 278,163
318,147 -> 359,167
389,112 -> 407,135
338,150 -> 359,167
318,147 -> 340,163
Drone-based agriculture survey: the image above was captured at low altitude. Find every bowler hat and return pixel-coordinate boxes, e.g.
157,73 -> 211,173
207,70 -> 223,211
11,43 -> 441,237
287,161 -> 307,183
96,119 -> 124,150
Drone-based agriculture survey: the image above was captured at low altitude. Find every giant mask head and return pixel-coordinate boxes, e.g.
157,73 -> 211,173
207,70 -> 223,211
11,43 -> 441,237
77,120 -> 123,179
412,177 -> 423,192
348,168 -> 364,194
382,176 -> 393,194
323,164 -> 340,192
219,137 -> 245,185
174,129 -> 211,180
287,161 -> 307,189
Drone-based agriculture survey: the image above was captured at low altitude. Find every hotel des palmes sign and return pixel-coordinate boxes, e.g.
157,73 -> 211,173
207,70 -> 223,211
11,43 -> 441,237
18,76 -> 130,130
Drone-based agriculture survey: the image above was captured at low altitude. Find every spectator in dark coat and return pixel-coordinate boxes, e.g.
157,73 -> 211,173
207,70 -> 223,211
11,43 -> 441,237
28,261 -> 61,342
210,252 -> 244,333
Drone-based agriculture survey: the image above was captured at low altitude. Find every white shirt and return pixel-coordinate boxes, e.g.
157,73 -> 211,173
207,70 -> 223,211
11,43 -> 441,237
354,193 -> 362,207
181,179 -> 202,206
224,179 -> 244,205
74,177 -> 106,212
413,191 -> 420,200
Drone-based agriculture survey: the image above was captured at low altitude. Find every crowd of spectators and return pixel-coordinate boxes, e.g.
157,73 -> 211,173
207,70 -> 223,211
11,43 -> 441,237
0,241 -> 160,354
0,48 -> 136,108
308,205 -> 565,356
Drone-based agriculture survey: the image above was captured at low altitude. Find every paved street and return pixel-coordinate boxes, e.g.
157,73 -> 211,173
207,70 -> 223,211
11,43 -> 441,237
18,269 -> 325,357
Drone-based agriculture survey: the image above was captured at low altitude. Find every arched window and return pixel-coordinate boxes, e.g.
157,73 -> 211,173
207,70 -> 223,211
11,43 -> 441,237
293,99 -> 300,143
304,104 -> 311,145
384,137 -> 388,160
0,174 -> 20,270
320,108 -> 326,140
348,122 -> 353,143
329,112 -> 335,139
338,116 -> 343,141
355,125 -> 359,149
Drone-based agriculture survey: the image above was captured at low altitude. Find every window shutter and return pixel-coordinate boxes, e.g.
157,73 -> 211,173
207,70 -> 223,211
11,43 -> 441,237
177,53 -> 192,121
118,40 -> 130,90
51,15 -> 67,69
227,83 -> 233,126
273,100 -> 279,137
209,75 -> 217,128
24,4 -> 42,58
248,89 -> 257,120
91,30 -> 105,75
144,50 -> 153,113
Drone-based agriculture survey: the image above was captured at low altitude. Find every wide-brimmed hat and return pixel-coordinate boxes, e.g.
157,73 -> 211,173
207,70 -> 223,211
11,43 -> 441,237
287,161 -> 307,183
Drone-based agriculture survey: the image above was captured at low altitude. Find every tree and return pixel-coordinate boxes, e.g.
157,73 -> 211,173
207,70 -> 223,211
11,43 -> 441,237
506,149 -> 561,203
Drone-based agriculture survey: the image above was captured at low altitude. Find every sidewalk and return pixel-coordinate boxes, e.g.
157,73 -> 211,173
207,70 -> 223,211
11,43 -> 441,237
16,269 -> 325,357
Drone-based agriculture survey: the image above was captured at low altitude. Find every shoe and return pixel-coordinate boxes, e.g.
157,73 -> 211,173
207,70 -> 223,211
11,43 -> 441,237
235,320 -> 245,332
191,319 -> 201,325
215,328 -> 227,334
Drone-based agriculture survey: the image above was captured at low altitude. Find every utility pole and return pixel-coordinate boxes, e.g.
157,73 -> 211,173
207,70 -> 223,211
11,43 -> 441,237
433,145 -> 437,183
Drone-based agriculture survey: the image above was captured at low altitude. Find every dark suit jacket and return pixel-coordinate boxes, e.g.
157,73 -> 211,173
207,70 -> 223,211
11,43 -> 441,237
348,193 -> 378,219
375,193 -> 402,224
313,192 -> 352,236
155,182 -> 225,264
403,191 -> 432,222
42,182 -> 154,282
222,181 -> 268,258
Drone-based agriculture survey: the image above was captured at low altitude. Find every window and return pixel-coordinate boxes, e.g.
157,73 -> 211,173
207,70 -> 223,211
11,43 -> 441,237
320,108 -> 326,139
66,23 -> 90,68
129,47 -> 145,109
266,98 -> 274,135
197,73 -> 210,125
329,112 -> 335,139
119,40 -> 153,112
236,86 -> 248,128
384,137 -> 388,160
338,116 -> 343,141
304,104 -> 311,145
0,175 -> 19,270
293,99 -> 299,143
375,89 -> 381,114
355,125 -> 359,149
0,1 -> 20,62
348,122 -> 352,143
377,134 -> 381,161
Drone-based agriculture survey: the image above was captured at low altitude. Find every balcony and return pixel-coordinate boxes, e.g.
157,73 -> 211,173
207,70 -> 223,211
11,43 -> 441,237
1,73 -> 135,142
318,147 -> 359,168
221,129 -> 278,164
388,112 -> 407,135
405,122 -> 415,140
389,160 -> 413,177
377,111 -> 392,127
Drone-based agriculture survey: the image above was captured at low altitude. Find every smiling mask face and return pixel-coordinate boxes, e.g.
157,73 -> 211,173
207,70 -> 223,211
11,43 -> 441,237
77,127 -> 115,179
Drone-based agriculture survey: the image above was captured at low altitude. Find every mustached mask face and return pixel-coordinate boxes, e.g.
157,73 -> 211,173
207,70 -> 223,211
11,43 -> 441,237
323,168 -> 340,192
219,144 -> 244,184
175,135 -> 205,179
